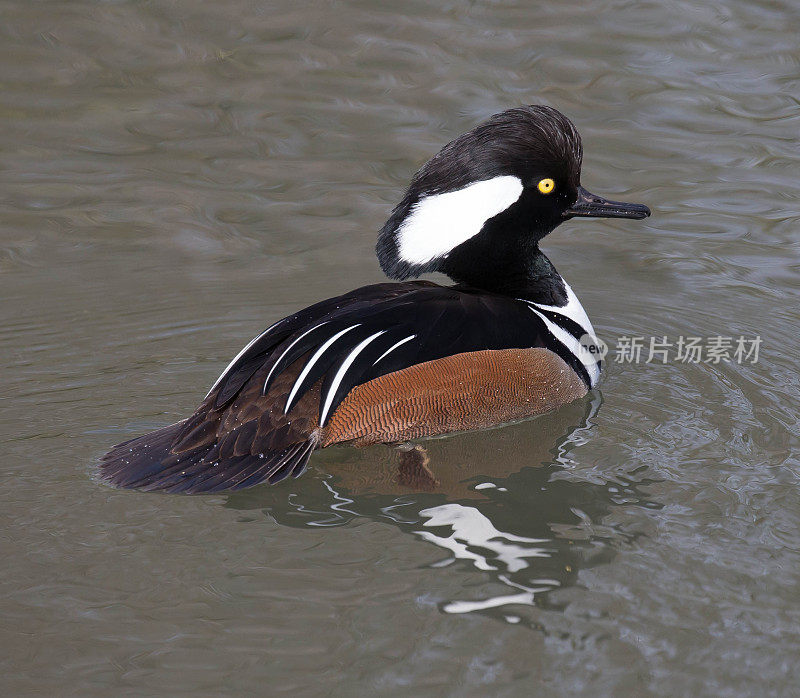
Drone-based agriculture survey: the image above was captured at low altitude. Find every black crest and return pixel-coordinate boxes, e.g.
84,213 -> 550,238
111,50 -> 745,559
377,105 -> 584,282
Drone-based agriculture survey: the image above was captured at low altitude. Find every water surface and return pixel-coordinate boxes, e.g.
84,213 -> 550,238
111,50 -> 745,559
2,0 -> 799,694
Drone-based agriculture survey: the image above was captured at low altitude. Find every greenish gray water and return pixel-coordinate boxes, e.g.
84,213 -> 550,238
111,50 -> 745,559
1,0 -> 799,695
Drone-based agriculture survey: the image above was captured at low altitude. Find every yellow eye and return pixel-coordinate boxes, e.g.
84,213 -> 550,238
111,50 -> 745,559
537,178 -> 555,194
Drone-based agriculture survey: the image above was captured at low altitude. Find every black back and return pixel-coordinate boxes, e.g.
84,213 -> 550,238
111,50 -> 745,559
209,280 -> 595,426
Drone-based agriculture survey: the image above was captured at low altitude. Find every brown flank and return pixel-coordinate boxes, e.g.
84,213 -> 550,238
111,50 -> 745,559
321,347 -> 586,447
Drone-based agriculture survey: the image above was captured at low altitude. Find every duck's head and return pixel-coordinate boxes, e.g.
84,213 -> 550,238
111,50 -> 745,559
377,105 -> 650,289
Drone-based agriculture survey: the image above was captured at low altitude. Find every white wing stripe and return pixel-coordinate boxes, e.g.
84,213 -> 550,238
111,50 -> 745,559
205,320 -> 281,398
262,321 -> 329,395
373,334 -> 417,366
527,306 -> 600,387
319,330 -> 388,426
284,324 -> 361,414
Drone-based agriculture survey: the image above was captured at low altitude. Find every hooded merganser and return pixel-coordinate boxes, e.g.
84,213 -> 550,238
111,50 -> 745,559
100,105 -> 650,493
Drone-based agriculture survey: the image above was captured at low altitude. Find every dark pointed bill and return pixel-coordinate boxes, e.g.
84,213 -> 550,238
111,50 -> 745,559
564,186 -> 650,220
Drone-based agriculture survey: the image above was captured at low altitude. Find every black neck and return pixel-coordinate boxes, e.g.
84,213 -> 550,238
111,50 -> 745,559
442,230 -> 567,305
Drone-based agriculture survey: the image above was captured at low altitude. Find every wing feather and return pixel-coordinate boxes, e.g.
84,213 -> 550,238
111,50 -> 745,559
100,279 -> 585,493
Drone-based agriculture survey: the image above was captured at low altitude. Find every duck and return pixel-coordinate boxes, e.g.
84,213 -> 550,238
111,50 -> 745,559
99,105 -> 650,494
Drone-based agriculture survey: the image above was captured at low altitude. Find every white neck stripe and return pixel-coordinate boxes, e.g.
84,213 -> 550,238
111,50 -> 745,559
518,281 -> 595,340
527,306 -> 600,387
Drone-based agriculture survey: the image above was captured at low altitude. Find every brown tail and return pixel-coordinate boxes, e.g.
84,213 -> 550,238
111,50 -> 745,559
98,422 -> 316,494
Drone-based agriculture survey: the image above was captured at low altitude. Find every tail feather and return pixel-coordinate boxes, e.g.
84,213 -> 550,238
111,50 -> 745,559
265,440 -> 316,485
98,422 -> 316,494
100,421 -> 189,488
134,444 -> 223,492
170,445 -> 294,493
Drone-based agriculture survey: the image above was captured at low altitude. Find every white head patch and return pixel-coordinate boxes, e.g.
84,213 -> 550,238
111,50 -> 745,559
396,175 -> 524,266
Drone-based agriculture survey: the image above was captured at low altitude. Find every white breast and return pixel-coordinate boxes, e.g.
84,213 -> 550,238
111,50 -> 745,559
520,280 -> 602,388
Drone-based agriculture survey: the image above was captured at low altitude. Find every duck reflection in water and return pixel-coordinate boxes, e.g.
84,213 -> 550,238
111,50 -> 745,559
224,395 -> 659,624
